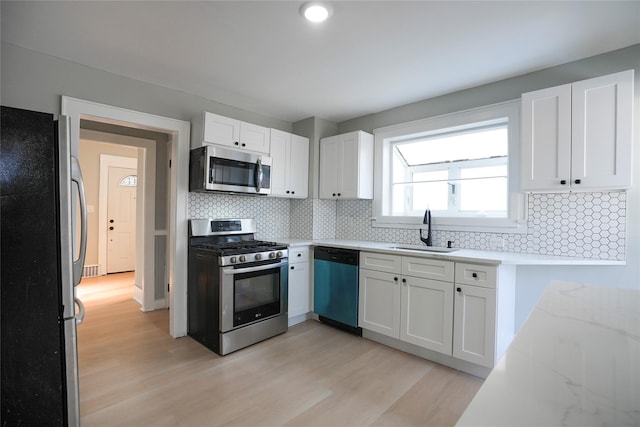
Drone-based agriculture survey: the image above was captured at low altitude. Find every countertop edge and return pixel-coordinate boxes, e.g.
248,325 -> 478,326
267,238 -> 623,266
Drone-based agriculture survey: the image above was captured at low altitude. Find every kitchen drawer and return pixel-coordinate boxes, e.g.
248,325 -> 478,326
402,257 -> 454,282
455,263 -> 497,288
360,252 -> 402,274
290,247 -> 310,264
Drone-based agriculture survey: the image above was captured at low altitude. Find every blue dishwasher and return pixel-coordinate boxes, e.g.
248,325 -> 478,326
313,247 -> 361,335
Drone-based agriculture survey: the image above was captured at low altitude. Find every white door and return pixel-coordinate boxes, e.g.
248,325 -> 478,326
401,277 -> 453,355
520,83 -> 572,191
339,133 -> 360,198
289,134 -> 309,198
571,70 -> 634,190
319,136 -> 340,199
107,166 -> 137,273
453,284 -> 496,368
358,269 -> 400,338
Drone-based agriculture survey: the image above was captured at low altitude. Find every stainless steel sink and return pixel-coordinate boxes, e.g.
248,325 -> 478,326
391,246 -> 459,253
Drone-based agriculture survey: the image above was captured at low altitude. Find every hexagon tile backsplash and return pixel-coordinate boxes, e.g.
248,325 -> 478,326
189,191 -> 627,261
188,192 -> 290,240
335,192 -> 626,261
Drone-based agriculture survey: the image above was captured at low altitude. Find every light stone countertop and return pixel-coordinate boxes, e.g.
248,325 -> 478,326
456,280 -> 640,426
266,238 -> 624,266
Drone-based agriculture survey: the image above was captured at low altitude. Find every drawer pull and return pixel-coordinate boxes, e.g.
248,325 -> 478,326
456,287 -> 462,292
472,272 -> 478,278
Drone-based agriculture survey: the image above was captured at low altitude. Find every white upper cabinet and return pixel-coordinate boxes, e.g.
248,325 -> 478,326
521,70 -> 634,192
319,131 -> 374,199
269,129 -> 309,199
192,112 -> 271,154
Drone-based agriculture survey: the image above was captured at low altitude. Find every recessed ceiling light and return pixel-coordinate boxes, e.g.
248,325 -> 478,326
300,2 -> 332,23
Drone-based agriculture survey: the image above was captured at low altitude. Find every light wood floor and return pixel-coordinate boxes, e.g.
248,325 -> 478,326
77,273 -> 483,427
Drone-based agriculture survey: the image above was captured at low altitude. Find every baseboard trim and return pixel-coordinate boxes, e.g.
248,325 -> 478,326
362,329 -> 491,379
133,286 -> 143,305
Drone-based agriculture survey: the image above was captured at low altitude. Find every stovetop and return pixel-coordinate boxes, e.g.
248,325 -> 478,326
194,240 -> 287,255
189,219 -> 288,266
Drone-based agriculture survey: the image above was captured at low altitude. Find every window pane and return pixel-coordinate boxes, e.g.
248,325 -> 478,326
459,166 -> 507,214
395,126 -> 507,166
412,171 -> 448,211
119,175 -> 137,187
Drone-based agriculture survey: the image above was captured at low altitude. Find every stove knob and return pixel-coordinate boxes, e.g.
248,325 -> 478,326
269,252 -> 276,259
255,253 -> 262,261
239,255 -> 247,263
230,256 -> 237,264
276,251 -> 283,258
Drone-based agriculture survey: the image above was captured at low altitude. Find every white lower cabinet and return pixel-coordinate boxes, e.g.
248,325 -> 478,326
453,284 -> 496,367
288,246 -> 310,324
359,253 -> 455,355
359,251 -> 515,373
401,276 -> 453,354
359,269 -> 400,337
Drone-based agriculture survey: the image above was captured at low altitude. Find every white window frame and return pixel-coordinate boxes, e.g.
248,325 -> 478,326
373,100 -> 527,233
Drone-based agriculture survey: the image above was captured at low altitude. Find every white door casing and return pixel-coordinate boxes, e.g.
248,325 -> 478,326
106,165 -> 137,273
62,96 -> 190,338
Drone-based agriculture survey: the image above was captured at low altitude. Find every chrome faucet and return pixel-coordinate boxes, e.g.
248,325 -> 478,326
419,209 -> 432,246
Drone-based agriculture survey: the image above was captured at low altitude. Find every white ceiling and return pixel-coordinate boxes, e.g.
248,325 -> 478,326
2,1 -> 639,123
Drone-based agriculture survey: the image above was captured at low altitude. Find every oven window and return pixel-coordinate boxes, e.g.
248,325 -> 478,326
211,157 -> 271,189
233,267 -> 281,327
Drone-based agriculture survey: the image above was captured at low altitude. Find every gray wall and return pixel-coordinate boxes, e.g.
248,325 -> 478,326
338,44 -> 640,327
0,43 -> 292,132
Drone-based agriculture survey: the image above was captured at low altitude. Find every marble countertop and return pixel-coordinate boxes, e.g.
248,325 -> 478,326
265,238 -> 623,266
457,280 -> 640,426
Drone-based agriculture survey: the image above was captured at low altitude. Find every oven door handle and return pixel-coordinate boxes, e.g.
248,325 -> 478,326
223,260 -> 287,275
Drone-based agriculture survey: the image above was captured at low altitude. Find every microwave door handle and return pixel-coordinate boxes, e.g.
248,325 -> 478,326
255,159 -> 263,192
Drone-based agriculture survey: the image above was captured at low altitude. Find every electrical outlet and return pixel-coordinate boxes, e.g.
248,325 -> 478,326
490,237 -> 505,250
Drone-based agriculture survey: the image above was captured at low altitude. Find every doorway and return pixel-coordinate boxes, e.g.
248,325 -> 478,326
106,163 -> 138,274
63,96 -> 190,338
80,132 -> 156,311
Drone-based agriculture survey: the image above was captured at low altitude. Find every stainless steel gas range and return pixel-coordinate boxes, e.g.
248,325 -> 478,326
188,218 -> 288,355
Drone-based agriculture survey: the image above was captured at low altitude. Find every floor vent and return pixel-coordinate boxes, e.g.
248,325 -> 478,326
83,265 -> 99,278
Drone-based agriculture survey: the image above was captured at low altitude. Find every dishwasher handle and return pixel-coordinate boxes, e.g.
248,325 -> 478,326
314,247 -> 359,266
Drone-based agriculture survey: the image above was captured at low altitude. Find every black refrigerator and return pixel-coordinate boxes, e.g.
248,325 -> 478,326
1,106 -> 87,426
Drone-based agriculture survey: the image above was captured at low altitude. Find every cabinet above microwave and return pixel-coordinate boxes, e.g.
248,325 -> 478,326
192,112 -> 270,155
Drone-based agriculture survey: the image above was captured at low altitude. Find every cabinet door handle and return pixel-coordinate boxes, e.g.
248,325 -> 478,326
394,277 -> 398,282
235,141 -> 240,146
574,179 -> 581,184
472,272 -> 478,278
332,193 -> 336,197
286,190 -> 290,194
456,287 -> 462,293
337,193 -> 341,197
402,278 -> 406,283
290,266 -> 295,270
560,180 -> 567,185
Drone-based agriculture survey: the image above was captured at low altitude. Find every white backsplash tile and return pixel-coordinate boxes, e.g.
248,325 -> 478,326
188,193 -> 290,240
335,192 -> 626,261
189,190 -> 626,261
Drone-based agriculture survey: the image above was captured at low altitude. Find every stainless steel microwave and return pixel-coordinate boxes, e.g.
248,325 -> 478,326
189,145 -> 272,195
